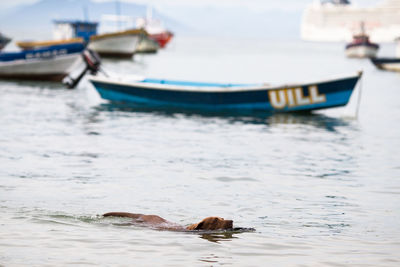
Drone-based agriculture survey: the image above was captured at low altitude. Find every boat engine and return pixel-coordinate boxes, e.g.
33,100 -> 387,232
83,49 -> 101,75
63,49 -> 102,89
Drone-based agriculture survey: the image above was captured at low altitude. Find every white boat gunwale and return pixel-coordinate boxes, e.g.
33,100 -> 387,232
88,72 -> 362,93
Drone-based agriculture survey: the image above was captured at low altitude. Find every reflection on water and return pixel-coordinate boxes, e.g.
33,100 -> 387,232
200,232 -> 238,243
94,102 -> 351,132
198,228 -> 256,243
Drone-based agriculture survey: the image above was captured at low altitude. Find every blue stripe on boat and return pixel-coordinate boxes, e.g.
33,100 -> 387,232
141,78 -> 257,88
0,43 -> 85,62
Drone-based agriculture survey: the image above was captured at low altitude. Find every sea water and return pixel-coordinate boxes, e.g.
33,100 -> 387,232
0,37 -> 399,266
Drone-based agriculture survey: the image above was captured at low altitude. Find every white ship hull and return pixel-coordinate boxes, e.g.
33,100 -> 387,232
88,35 -> 140,58
346,46 -> 378,58
0,53 -> 82,81
135,36 -> 159,53
301,1 -> 400,43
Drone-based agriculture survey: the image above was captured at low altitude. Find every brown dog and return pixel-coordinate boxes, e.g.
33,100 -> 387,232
103,212 -> 233,231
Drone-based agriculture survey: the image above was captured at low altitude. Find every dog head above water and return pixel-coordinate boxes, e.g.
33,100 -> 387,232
186,217 -> 233,231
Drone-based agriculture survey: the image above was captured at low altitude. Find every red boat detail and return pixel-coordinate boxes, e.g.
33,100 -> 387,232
149,31 -> 173,48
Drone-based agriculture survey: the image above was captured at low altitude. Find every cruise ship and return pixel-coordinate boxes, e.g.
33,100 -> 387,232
301,0 -> 400,42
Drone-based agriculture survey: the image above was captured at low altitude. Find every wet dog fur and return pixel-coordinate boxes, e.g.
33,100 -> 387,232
103,212 -> 233,231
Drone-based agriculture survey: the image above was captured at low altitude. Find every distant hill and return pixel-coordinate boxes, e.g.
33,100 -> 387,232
0,0 -> 187,40
0,0 -> 303,41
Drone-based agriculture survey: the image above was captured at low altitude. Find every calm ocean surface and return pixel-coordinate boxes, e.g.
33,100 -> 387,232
1,37 -> 399,266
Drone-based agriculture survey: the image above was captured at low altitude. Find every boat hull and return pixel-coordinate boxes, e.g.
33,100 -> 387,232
346,45 -> 379,58
0,43 -> 84,81
371,58 -> 400,72
136,36 -> 159,53
88,34 -> 140,58
89,74 -> 361,113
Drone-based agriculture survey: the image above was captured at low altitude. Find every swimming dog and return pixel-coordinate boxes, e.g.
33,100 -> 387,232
103,212 -> 234,231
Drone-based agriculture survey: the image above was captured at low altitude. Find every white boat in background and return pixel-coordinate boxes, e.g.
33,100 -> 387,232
88,29 -> 145,58
345,23 -> 379,58
0,42 -> 85,81
52,19 -> 145,58
301,0 -> 400,42
90,15 -> 148,58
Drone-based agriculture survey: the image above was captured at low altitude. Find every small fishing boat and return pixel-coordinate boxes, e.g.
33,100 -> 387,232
0,33 -> 11,51
88,29 -> 146,58
53,19 -> 144,58
0,42 -> 85,81
371,57 -> 400,72
345,23 -> 379,58
88,72 -> 362,113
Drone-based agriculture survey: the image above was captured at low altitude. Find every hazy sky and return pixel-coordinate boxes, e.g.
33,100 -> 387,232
0,0 -> 381,11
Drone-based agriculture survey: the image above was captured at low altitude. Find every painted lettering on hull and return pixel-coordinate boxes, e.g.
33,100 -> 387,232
268,85 -> 326,109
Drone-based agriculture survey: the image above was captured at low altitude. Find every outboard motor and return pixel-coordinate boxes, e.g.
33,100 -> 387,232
63,49 -> 102,89
83,49 -> 101,75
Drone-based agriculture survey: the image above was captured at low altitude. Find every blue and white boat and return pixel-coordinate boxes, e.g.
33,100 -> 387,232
88,72 -> 362,113
0,42 -> 85,81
